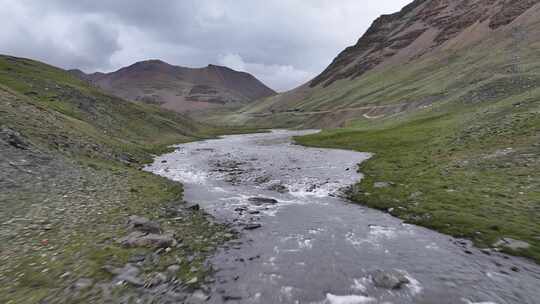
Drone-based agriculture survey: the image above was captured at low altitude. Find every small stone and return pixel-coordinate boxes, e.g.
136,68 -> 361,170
106,264 -> 144,286
493,238 -> 530,250
128,253 -> 146,263
119,231 -> 176,248
187,290 -> 210,303
267,183 -> 288,193
248,197 -> 278,206
244,223 -> 262,230
60,272 -> 71,279
128,215 -> 161,234
146,272 -> 168,287
72,278 -> 93,291
188,204 -> 200,211
223,295 -> 242,301
167,265 -> 181,274
186,277 -> 198,285
480,249 -> 492,256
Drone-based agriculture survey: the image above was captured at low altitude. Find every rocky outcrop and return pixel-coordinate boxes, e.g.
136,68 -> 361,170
310,0 -> 540,87
490,0 -> 539,29
0,126 -> 30,150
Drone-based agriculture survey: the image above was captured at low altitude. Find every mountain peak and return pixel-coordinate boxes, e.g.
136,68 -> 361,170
74,60 -> 275,113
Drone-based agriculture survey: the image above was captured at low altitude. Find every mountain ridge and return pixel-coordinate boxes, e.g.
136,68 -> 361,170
311,0 -> 540,88
70,59 -> 276,113
232,0 -> 540,129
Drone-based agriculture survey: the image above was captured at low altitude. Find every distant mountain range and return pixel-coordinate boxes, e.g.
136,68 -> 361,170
70,60 -> 276,113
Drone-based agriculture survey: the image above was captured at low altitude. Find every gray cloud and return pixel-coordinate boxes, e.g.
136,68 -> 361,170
0,0 -> 410,91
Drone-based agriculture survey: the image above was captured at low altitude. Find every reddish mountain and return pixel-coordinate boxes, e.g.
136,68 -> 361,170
72,60 -> 276,113
311,0 -> 540,87
239,0 -> 540,128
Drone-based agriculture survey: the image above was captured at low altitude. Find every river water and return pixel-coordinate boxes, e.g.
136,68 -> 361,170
145,130 -> 540,304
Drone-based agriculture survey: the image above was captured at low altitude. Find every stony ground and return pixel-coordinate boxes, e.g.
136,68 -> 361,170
0,55 -> 240,303
0,128 -> 236,303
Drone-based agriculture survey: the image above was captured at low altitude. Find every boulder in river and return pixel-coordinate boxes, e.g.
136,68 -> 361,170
248,197 -> 278,206
244,223 -> 262,230
267,183 -> 288,193
371,270 -> 410,289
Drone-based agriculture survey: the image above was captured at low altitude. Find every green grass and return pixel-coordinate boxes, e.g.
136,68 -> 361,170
295,93 -> 540,263
0,55 -> 240,303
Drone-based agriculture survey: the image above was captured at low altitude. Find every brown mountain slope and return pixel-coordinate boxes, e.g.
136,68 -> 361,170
311,0 -> 539,88
72,60 -> 276,113
235,0 -> 540,128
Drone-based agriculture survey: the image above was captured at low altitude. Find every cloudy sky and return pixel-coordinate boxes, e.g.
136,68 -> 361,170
0,0 -> 410,91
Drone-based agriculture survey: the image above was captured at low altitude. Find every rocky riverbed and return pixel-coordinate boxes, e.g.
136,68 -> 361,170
146,130 -> 540,304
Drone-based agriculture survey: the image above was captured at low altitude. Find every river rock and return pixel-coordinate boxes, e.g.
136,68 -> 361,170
188,204 -> 200,211
267,183 -> 288,193
248,197 -> 278,206
244,223 -> 262,230
493,238 -> 530,250
128,215 -> 161,234
119,231 -> 176,248
371,270 -> 410,289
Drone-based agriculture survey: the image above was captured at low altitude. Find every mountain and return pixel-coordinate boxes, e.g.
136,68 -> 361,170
230,0 -> 540,263
235,0 -> 540,128
71,60 -> 276,113
0,55 -> 235,302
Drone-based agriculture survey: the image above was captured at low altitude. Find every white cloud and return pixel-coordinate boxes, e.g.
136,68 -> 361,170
218,53 -> 247,72
0,0 -> 411,91
219,53 -> 310,92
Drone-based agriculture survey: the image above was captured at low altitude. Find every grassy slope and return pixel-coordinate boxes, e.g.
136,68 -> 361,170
295,74 -> 540,263
236,17 -> 540,263
236,17 -> 540,130
0,55 -> 235,303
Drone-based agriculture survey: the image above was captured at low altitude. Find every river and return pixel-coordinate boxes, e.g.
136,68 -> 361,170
145,130 -> 540,304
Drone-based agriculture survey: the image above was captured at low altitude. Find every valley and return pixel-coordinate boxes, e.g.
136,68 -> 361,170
146,130 -> 540,304
1,0 -> 540,303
